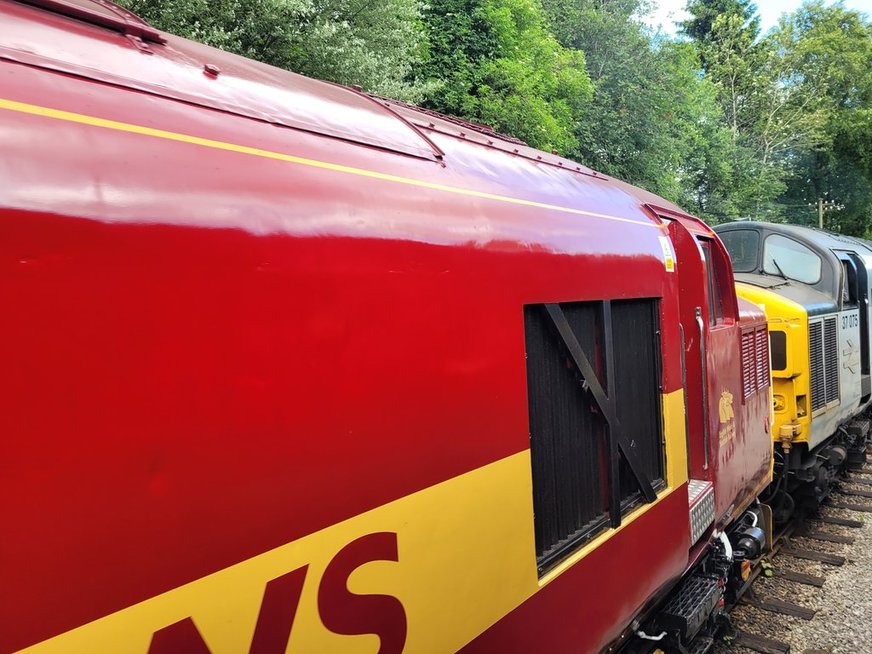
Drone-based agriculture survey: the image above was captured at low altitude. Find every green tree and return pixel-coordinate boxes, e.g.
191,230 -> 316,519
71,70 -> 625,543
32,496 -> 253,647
681,0 -> 759,46
420,0 -> 592,154
661,42 -> 741,222
681,0 -> 872,229
681,0 -> 797,220
774,1 -> 872,234
838,109 -> 872,179
537,0 -> 736,220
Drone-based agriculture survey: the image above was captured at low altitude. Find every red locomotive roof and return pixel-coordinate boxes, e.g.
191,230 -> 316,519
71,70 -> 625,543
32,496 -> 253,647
0,0 -> 683,217
2,0 -> 442,159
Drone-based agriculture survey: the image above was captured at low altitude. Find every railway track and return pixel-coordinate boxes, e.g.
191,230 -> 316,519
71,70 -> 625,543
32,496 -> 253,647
713,463 -> 872,654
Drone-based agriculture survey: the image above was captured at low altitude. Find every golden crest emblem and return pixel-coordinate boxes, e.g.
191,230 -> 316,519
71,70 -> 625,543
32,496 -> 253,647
719,390 -> 734,423
718,390 -> 736,445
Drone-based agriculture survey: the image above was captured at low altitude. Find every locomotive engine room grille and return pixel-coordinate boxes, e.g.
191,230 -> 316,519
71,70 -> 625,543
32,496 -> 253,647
524,299 -> 664,575
809,317 -> 840,413
741,327 -> 770,399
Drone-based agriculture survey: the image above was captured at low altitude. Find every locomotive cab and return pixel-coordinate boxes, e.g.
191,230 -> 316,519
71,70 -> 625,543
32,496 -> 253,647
715,222 -> 872,511
619,209 -> 773,653
658,210 -> 772,531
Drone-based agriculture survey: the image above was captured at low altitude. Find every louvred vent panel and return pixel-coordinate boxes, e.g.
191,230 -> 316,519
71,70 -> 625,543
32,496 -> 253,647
741,327 -> 770,399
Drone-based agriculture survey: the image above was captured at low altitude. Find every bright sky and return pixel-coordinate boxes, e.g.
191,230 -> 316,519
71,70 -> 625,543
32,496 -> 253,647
641,0 -> 872,36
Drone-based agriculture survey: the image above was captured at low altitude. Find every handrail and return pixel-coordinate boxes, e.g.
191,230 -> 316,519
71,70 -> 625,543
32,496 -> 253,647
696,307 -> 710,471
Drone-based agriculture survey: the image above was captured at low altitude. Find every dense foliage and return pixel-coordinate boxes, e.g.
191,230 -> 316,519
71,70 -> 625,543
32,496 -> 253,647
119,0 -> 872,234
420,0 -> 592,152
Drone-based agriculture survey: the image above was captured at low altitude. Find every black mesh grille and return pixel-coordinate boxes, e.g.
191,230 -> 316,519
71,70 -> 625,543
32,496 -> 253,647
810,321 -> 825,412
613,300 -> 663,501
524,303 -> 606,568
657,575 -> 722,640
524,299 -> 663,574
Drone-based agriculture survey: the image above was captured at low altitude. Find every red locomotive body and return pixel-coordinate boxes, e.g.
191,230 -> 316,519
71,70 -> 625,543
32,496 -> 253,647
0,2 -> 772,653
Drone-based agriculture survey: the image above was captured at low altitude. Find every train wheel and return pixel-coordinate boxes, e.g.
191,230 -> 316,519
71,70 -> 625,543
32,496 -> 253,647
771,489 -> 795,525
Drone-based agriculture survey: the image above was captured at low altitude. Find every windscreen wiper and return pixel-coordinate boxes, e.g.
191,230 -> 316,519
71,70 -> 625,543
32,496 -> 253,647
770,258 -> 788,280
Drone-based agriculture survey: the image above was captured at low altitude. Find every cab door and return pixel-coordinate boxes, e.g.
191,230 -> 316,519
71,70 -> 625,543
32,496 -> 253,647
661,217 -> 716,482
841,252 -> 870,402
660,211 -> 751,525
697,237 -> 743,460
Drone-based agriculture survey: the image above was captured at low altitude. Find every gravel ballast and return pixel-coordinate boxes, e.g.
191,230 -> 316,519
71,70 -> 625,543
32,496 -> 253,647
712,485 -> 872,654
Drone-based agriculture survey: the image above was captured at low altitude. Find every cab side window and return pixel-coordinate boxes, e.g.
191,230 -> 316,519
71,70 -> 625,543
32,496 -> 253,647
719,229 -> 759,273
700,240 -> 725,326
841,260 -> 858,307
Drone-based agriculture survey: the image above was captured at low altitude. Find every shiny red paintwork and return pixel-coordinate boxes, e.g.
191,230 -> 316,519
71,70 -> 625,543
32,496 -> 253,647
664,211 -> 771,530
0,2 -> 769,653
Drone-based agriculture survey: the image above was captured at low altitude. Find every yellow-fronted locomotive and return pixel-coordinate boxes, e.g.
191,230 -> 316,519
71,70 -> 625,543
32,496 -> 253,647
715,222 -> 872,519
